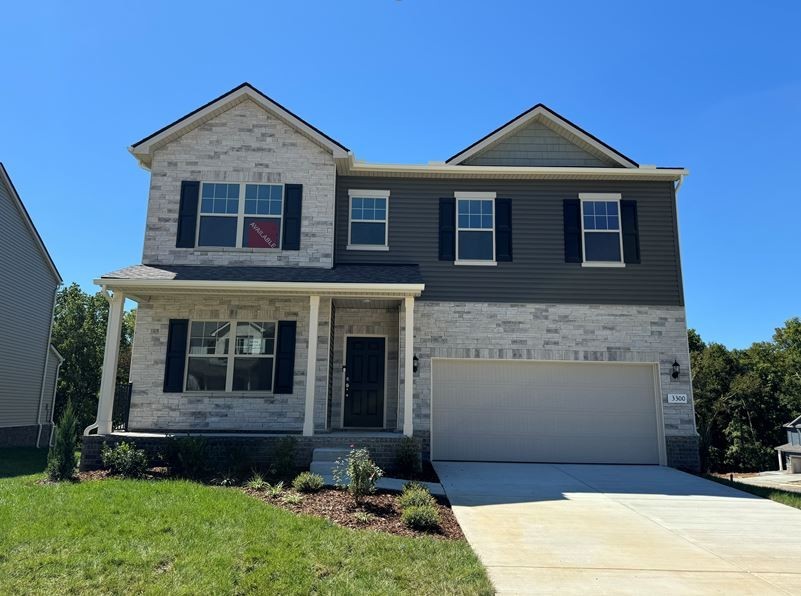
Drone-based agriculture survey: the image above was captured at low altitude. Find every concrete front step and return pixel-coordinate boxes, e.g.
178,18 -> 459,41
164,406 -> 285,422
311,447 -> 351,463
309,461 -> 339,477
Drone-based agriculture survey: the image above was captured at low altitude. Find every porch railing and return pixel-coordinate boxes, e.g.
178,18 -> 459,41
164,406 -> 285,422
112,382 -> 132,432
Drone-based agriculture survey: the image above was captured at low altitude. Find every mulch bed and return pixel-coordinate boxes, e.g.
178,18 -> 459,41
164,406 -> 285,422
244,487 -> 464,540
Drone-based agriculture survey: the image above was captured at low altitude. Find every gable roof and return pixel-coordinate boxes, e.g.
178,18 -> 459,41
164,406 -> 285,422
130,82 -> 351,169
785,414 -> 801,429
446,103 -> 639,168
0,162 -> 62,283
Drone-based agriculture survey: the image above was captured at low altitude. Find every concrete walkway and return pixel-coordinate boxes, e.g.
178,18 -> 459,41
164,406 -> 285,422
732,472 -> 801,495
435,462 -> 801,595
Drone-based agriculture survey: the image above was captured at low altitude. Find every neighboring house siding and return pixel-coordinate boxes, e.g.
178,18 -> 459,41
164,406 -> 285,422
127,295 -> 332,432
399,301 -> 697,469
0,178 -> 58,429
336,177 -> 684,305
462,119 -> 619,167
141,99 -> 336,268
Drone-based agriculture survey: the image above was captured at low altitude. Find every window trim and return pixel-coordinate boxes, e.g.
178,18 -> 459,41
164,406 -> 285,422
184,319 -> 278,393
454,191 -> 497,266
195,182 -> 284,250
346,189 -> 390,251
579,193 -> 625,268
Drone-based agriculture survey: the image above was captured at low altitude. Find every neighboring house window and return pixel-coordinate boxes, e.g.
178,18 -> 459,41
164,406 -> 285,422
456,192 -> 495,264
580,193 -> 624,266
347,189 -> 389,250
197,182 -> 283,249
185,321 -> 277,392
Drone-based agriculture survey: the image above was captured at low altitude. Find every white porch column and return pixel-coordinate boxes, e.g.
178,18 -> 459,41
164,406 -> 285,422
778,451 -> 785,472
303,295 -> 321,437
96,290 -> 125,435
403,296 -> 415,437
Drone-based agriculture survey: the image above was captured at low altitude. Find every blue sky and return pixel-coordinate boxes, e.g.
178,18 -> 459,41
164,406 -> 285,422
1,1 -> 799,348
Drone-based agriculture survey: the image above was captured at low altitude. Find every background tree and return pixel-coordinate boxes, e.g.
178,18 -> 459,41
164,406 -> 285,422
51,283 -> 135,433
690,317 -> 801,472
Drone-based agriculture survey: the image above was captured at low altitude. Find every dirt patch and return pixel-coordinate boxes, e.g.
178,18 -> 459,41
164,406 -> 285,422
244,487 -> 464,540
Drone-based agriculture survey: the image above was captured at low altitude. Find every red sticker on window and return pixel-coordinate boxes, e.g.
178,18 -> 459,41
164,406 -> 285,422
246,219 -> 279,249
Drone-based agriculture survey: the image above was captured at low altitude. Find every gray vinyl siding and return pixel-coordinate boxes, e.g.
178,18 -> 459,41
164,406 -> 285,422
0,177 -> 59,428
463,120 -> 619,167
336,177 -> 684,306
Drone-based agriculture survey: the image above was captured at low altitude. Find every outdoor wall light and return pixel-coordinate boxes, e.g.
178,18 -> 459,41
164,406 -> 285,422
671,360 -> 680,379
413,354 -> 419,373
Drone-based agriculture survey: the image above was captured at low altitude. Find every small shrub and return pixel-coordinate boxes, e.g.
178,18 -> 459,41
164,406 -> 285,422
403,480 -> 425,493
246,472 -> 267,490
101,441 -> 149,478
271,436 -> 297,478
353,511 -> 375,524
401,504 -> 440,531
398,486 -> 436,510
168,437 -> 209,479
394,437 -> 422,478
46,401 -> 78,481
281,492 -> 304,506
292,471 -> 325,493
265,481 -> 284,498
333,447 -> 383,503
212,443 -> 251,480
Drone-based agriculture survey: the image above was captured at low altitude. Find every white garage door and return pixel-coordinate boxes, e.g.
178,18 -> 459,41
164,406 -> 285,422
432,359 -> 662,464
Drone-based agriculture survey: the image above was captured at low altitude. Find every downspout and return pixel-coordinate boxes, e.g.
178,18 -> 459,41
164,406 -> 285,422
83,285 -> 113,436
48,351 -> 64,447
36,286 -> 59,448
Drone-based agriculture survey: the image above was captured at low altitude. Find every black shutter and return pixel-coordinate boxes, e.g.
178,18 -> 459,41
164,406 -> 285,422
621,199 -> 641,264
163,319 -> 189,393
563,199 -> 582,263
176,181 -> 199,248
273,321 -> 297,394
495,198 -> 512,262
438,198 -> 455,261
282,184 -> 303,251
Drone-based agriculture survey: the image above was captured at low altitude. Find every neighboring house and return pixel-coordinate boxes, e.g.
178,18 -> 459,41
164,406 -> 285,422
776,415 -> 801,473
82,83 -> 698,471
0,163 -> 63,447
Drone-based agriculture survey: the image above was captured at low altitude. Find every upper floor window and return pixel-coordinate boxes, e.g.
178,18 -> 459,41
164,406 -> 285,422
456,192 -> 495,264
185,320 -> 276,392
580,193 -> 624,266
198,182 -> 283,249
348,189 -> 389,250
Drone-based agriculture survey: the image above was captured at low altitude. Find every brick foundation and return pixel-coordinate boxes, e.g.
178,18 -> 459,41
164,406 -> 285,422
0,424 -> 48,448
665,435 -> 701,472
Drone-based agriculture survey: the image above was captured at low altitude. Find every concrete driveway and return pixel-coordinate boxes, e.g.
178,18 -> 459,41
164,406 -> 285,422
435,462 -> 801,595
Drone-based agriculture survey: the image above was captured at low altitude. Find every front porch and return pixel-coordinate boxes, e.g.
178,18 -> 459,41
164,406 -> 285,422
83,264 -> 424,453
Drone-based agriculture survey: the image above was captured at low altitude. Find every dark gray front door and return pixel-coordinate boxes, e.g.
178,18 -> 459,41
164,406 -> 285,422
344,337 -> 385,428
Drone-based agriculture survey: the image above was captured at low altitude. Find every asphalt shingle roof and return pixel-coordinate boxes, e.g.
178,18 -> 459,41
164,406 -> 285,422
101,263 -> 423,285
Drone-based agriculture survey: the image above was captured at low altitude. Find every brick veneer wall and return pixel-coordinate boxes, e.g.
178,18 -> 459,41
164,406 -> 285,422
142,99 -> 336,268
0,424 -> 42,447
402,301 -> 699,471
80,433 -> 414,473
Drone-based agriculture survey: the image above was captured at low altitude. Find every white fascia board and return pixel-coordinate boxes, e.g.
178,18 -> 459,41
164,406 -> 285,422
445,106 -> 638,168
344,160 -> 688,181
94,278 -> 424,297
130,86 -> 350,168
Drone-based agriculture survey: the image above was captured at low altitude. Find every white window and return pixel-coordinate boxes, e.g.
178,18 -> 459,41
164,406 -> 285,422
347,189 -> 389,250
580,193 -> 624,266
185,321 -> 277,392
197,182 -> 283,249
455,191 -> 496,265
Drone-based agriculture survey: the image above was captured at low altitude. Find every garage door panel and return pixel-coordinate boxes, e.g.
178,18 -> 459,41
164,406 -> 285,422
432,360 -> 661,464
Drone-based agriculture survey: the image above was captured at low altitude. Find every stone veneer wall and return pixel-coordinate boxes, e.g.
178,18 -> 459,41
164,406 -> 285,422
329,306 -> 400,430
401,301 -> 699,470
142,99 -> 336,267
128,295 -> 332,433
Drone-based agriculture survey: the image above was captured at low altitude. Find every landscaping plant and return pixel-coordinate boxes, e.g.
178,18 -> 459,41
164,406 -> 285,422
401,504 -> 440,532
292,472 -> 325,493
333,447 -> 383,504
265,481 -> 284,498
46,401 -> 78,481
246,472 -> 267,491
100,441 -> 148,478
394,437 -> 422,478
280,492 -> 304,506
398,486 -> 436,510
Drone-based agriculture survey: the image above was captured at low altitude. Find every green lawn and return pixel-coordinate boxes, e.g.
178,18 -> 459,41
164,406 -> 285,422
0,448 -> 491,595
706,474 -> 801,510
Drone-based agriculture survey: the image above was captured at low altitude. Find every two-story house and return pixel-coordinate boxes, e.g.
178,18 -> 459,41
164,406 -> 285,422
81,83 -> 699,472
